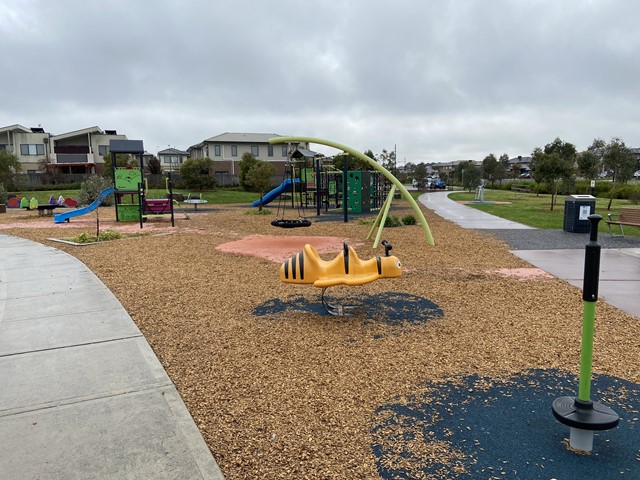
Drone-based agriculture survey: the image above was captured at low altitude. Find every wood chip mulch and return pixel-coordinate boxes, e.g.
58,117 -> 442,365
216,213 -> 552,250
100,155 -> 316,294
1,204 -> 638,479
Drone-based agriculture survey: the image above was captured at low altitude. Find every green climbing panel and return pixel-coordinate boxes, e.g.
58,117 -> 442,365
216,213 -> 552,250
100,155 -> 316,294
117,204 -> 140,222
115,168 -> 142,191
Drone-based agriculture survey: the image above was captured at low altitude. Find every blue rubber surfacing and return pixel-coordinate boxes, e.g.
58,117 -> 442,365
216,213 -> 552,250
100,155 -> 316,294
371,369 -> 640,479
253,292 -> 444,326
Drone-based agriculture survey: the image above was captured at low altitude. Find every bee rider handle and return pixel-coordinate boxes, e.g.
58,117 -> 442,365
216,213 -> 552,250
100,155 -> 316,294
381,240 -> 392,257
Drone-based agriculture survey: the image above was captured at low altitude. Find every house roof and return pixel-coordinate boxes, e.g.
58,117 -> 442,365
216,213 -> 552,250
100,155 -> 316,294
0,124 -> 35,134
51,126 -> 103,140
158,148 -> 189,156
508,156 -> 532,164
51,126 -> 124,140
203,132 -> 282,143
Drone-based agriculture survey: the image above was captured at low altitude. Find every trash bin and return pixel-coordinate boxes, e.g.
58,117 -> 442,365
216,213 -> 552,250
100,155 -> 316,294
563,195 -> 596,233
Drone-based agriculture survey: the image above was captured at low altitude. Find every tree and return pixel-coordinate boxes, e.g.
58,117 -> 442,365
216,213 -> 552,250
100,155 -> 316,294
102,153 -> 137,179
576,150 -> 599,181
482,153 -> 498,186
413,162 -> 428,188
531,147 -> 573,211
145,156 -> 162,175
179,157 -> 216,191
332,152 -> 370,171
377,148 -> 397,176
245,160 -> 276,210
462,164 -> 482,191
239,152 -> 258,190
0,150 -> 22,189
78,174 -> 114,206
603,137 -> 636,209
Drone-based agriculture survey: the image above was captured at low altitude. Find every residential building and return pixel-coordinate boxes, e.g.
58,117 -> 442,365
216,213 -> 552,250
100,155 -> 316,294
49,126 -> 127,174
0,125 -> 51,172
187,133 -> 310,178
158,147 -> 189,172
0,124 -> 127,174
508,156 -> 533,174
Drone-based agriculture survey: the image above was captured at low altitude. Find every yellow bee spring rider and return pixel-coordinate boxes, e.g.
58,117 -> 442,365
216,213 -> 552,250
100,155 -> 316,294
279,240 -> 402,316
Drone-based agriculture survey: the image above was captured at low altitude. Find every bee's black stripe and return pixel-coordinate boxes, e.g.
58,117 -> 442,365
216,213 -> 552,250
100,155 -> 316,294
284,259 -> 289,279
343,243 -> 349,274
299,250 -> 304,280
292,253 -> 297,279
376,256 -> 381,275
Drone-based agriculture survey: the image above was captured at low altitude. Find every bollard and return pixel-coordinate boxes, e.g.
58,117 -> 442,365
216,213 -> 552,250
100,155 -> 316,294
552,215 -> 619,451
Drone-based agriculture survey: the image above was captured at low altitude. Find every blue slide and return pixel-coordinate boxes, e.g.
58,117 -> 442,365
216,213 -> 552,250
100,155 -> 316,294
251,178 -> 301,207
54,186 -> 116,223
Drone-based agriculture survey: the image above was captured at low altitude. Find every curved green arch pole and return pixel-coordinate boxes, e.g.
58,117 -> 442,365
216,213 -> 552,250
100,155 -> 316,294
270,136 -> 435,246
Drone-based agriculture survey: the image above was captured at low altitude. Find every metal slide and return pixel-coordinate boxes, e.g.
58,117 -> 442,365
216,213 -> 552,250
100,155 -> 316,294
53,187 -> 116,223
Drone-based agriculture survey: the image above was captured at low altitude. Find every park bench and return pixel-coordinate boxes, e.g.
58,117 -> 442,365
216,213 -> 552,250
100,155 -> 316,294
605,207 -> 640,236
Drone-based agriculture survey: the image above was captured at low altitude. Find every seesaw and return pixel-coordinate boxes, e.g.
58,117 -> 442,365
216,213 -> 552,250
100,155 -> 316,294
279,240 -> 402,316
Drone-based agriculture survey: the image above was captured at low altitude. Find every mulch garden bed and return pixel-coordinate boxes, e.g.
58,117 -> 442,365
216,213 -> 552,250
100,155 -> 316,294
1,204 -> 638,479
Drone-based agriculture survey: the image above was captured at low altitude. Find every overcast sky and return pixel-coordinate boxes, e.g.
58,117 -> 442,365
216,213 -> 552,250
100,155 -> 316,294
1,0 -> 639,164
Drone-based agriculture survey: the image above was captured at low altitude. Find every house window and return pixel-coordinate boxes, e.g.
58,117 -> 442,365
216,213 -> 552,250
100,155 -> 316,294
231,145 -> 237,156
98,145 -> 109,156
251,145 -> 259,156
163,155 -> 179,164
282,146 -> 288,156
214,145 -> 221,156
0,145 -> 6,151
268,146 -> 273,157
20,144 -> 45,155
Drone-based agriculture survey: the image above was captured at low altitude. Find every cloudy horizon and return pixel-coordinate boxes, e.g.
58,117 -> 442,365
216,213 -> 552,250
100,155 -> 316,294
2,0 -> 639,164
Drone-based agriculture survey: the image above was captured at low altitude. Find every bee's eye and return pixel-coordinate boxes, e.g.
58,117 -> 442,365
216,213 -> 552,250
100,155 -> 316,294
397,261 -> 401,267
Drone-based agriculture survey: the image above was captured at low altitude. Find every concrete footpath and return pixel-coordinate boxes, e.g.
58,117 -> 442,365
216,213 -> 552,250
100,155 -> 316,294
419,191 -> 640,318
0,235 -> 224,479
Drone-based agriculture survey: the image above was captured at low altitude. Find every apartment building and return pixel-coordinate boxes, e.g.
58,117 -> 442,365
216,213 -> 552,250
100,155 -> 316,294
0,124 -> 127,174
187,133 -> 311,177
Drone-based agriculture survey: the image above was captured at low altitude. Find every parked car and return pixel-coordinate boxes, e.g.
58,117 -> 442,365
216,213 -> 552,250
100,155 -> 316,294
519,173 -> 532,179
634,170 -> 640,178
434,180 -> 446,189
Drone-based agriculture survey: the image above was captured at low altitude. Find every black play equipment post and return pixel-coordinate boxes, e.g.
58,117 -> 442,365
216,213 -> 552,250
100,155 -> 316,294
168,171 -> 175,227
315,157 -> 321,217
343,154 -> 348,223
552,214 -> 619,451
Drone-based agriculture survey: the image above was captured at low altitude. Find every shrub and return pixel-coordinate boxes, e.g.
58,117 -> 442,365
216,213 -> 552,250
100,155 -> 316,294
0,183 -> 7,204
401,214 -> 417,225
384,215 -> 403,227
79,175 -> 114,206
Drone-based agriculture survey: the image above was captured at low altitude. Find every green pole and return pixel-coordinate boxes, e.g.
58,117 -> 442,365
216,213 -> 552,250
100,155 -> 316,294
373,186 -> 396,249
366,189 -> 394,240
270,136 -> 435,246
578,301 -> 596,401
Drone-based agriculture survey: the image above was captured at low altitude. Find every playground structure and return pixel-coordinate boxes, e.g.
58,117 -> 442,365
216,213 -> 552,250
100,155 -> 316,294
255,147 -> 393,228
279,240 -> 402,316
268,136 -> 435,247
110,139 -> 176,228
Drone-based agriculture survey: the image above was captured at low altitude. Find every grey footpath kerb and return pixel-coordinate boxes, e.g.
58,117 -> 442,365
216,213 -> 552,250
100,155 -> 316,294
419,191 -> 640,318
0,234 -> 225,480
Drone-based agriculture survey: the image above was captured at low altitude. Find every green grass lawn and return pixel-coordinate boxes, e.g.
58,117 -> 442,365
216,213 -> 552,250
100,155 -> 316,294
447,189 -> 639,236
11,188 -> 259,206
10,190 -> 82,204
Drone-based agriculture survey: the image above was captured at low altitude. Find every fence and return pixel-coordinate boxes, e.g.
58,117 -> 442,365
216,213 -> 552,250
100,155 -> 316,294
14,172 -> 239,189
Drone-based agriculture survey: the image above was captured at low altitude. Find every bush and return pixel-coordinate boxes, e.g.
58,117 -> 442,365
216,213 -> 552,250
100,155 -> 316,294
0,183 -> 7,204
401,214 -> 417,225
79,175 -> 114,206
384,215 -> 403,227
610,184 -> 640,200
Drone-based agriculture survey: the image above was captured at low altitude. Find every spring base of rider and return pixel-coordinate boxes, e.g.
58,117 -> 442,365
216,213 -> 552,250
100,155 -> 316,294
321,287 -> 358,316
